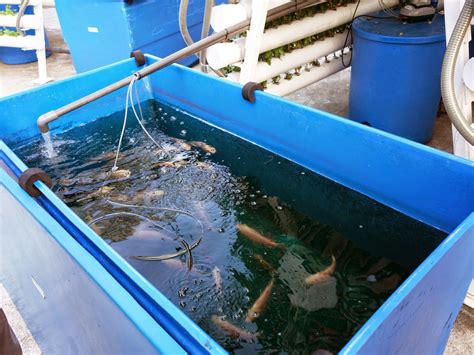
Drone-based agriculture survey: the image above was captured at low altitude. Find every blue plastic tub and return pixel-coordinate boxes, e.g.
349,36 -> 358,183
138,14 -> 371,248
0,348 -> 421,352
349,13 -> 446,143
0,4 -> 51,64
55,0 -> 224,73
0,55 -> 473,353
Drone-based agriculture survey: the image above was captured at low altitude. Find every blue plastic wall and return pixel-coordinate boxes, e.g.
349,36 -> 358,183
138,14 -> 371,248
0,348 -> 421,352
0,55 -> 473,354
55,0 -> 224,73
349,14 -> 446,143
0,147 -> 184,354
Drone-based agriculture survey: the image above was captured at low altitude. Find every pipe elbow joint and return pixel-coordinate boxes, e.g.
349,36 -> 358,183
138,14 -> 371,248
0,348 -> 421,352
37,111 -> 58,134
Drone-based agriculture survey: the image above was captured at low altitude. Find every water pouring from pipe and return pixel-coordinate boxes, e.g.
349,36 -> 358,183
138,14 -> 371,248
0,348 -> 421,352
41,131 -> 56,158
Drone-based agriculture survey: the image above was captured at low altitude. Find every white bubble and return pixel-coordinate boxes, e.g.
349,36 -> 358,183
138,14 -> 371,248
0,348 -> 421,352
170,116 -> 177,121
180,130 -> 187,137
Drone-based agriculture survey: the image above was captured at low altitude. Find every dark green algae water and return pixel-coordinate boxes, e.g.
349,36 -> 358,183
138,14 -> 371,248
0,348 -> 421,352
12,100 -> 446,354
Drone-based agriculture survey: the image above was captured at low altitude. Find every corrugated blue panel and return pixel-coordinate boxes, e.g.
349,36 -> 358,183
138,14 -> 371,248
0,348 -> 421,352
0,168 -> 184,354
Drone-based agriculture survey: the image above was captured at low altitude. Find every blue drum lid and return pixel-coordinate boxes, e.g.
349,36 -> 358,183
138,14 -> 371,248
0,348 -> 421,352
352,11 -> 445,44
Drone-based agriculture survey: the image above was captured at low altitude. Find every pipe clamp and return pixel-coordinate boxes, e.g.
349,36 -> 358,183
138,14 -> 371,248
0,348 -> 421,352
19,168 -> 53,197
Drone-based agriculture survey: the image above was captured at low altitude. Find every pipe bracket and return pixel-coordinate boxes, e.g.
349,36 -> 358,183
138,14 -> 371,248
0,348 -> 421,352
242,82 -> 264,103
19,168 -> 53,197
130,50 -> 146,66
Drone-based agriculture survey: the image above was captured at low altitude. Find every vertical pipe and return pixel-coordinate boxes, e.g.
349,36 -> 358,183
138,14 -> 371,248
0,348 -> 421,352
239,0 -> 270,84
33,0 -> 51,84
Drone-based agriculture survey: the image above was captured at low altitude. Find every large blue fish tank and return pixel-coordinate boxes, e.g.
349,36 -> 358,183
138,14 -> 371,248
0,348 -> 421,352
0,53 -> 473,354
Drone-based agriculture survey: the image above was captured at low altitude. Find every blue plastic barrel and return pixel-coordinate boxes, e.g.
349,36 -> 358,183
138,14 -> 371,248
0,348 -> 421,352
348,13 -> 446,143
0,4 -> 51,65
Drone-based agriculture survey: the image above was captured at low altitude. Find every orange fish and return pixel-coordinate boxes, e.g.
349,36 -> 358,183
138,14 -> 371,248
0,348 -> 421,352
246,278 -> 275,322
212,315 -> 256,341
254,254 -> 275,273
237,224 -> 284,249
189,141 -> 217,154
305,255 -> 336,285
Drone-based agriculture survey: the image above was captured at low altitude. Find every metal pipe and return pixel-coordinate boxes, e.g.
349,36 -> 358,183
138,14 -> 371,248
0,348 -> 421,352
179,0 -> 194,47
199,0 -> 214,72
440,0 -> 474,146
15,0 -> 29,36
37,0 -> 326,133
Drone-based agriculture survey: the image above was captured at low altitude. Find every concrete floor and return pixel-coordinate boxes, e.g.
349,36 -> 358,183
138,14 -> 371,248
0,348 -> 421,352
0,7 -> 472,355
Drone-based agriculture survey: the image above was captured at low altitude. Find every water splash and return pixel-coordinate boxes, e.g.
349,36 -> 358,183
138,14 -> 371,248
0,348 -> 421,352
41,132 -> 56,158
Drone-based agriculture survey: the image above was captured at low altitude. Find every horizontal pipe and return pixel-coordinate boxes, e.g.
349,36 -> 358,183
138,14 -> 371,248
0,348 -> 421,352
0,14 -> 41,30
0,35 -> 40,50
252,31 -> 348,83
1,0 -> 42,5
266,54 -> 348,96
37,0 -> 327,133
210,0 -> 290,32
207,0 -> 397,70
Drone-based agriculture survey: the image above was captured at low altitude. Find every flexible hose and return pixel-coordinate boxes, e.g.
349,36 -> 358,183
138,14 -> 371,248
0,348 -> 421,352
440,0 -> 474,146
16,0 -> 29,36
179,0 -> 195,47
199,0 -> 214,71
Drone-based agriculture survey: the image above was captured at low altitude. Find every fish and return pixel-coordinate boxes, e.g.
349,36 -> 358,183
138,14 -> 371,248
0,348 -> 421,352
91,224 -> 102,236
237,224 -> 284,249
145,189 -> 165,200
211,315 -> 257,341
212,266 -> 223,293
90,151 -> 123,162
132,238 -> 201,261
304,255 -> 337,285
174,139 -> 192,151
246,278 -> 275,322
151,161 -> 176,168
188,141 -> 217,154
180,239 -> 193,271
109,169 -> 131,179
76,185 -> 115,203
254,254 -> 275,273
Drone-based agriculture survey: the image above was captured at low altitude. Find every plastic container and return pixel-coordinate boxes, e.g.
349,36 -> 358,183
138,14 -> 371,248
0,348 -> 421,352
348,13 -> 446,143
0,4 -> 51,64
55,0 -> 224,73
0,54 -> 472,354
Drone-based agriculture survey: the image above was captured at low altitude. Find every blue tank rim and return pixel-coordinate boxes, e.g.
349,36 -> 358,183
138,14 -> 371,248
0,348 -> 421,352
352,13 -> 446,45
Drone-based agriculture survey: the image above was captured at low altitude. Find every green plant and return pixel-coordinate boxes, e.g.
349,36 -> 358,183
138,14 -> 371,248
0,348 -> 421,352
0,27 -> 20,37
0,5 -> 17,16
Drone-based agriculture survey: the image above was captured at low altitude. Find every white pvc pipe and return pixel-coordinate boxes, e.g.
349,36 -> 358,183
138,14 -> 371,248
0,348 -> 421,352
0,35 -> 37,49
239,0 -> 270,84
207,0 -> 397,69
266,55 -> 347,96
2,0 -> 42,5
0,14 -> 42,30
210,0 -> 289,32
252,31 -> 348,83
